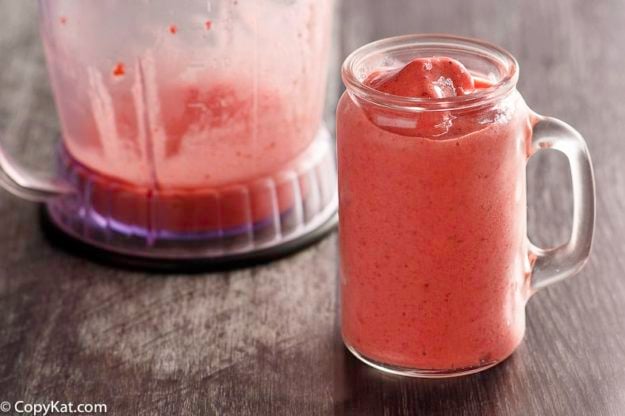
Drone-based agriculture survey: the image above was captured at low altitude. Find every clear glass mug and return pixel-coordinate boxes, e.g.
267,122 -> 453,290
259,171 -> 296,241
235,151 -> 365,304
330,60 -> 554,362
0,0 -> 337,260
337,35 -> 595,377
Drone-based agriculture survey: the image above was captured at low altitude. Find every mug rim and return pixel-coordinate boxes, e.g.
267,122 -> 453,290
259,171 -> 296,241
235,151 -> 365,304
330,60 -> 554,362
341,34 -> 520,112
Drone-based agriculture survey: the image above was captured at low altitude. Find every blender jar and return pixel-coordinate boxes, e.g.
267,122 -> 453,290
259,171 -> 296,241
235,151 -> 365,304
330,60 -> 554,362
0,0 -> 338,263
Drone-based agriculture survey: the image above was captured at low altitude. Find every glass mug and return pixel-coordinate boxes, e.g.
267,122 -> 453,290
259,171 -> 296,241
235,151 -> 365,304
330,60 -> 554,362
337,35 -> 595,377
0,0 -> 338,261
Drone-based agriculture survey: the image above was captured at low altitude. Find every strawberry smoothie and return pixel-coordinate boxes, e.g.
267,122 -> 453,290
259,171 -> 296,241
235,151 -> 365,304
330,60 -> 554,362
338,56 -> 534,373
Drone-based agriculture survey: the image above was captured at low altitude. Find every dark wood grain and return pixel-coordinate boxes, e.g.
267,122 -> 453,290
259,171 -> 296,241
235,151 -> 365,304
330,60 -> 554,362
1,0 -> 625,415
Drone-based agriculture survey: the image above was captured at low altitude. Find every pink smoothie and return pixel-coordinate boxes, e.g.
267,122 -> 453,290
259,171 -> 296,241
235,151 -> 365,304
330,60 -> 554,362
338,57 -> 534,371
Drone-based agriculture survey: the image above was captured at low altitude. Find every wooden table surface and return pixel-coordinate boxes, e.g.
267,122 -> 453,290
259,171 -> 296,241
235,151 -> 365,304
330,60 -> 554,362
1,0 -> 624,415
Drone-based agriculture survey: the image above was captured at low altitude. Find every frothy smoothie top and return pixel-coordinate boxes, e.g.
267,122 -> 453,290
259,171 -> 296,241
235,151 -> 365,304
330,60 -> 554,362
354,57 -> 511,138
367,57 -> 476,98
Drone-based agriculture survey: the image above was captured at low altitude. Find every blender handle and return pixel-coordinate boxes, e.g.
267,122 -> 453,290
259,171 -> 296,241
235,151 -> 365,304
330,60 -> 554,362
528,116 -> 596,291
0,142 -> 74,202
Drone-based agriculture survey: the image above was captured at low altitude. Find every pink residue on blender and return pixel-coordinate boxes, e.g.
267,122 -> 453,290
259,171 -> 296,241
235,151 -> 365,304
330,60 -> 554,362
43,1 -> 334,236
112,63 -> 125,77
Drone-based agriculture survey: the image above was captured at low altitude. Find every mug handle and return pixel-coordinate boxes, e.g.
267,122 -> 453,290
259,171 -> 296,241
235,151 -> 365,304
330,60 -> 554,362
0,143 -> 73,202
529,115 -> 596,291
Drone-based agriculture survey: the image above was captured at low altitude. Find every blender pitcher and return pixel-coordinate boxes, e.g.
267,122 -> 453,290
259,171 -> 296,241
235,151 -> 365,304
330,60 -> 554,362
0,0 -> 338,263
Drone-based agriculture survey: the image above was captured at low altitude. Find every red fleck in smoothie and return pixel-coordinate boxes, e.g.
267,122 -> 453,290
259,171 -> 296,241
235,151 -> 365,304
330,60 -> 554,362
338,51 -> 534,373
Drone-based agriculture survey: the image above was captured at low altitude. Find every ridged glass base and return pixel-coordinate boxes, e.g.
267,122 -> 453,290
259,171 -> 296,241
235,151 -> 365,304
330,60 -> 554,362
344,342 -> 511,379
46,128 -> 337,262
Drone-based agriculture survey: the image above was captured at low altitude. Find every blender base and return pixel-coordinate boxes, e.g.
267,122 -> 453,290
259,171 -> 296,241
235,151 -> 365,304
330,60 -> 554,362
44,129 -> 338,271
40,206 -> 336,272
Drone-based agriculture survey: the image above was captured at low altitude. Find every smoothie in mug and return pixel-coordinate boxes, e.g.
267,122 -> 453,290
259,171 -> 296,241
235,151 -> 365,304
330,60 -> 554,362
337,35 -> 595,377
